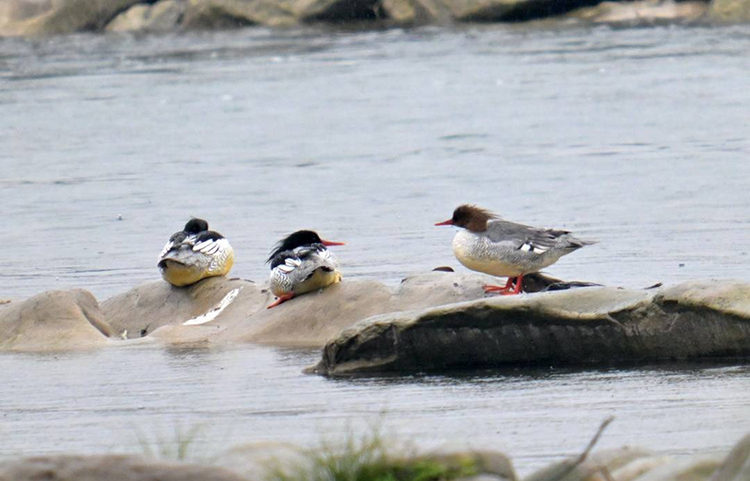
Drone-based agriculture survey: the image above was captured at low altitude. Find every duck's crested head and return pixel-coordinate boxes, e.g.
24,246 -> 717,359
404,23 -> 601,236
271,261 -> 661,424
267,230 -> 346,264
184,218 -> 209,234
440,204 -> 497,232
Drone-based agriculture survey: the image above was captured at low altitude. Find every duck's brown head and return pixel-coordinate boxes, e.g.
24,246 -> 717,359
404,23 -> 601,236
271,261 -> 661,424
435,204 -> 497,233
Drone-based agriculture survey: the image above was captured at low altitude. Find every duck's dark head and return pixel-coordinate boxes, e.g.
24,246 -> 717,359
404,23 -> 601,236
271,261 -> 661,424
184,218 -> 209,234
435,204 -> 497,233
267,230 -> 345,263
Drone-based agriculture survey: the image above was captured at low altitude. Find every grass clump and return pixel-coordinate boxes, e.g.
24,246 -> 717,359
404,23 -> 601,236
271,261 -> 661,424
267,429 -> 478,481
134,423 -> 206,461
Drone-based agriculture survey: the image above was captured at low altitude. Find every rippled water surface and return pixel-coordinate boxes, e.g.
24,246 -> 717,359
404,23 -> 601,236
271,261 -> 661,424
1,24 -> 750,472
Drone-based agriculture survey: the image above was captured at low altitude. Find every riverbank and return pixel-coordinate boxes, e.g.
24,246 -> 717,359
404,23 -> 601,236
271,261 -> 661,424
1,0 -> 748,37
1,420 -> 748,481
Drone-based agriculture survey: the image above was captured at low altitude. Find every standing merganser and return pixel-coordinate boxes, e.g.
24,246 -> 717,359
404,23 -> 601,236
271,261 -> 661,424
266,230 -> 345,309
158,218 -> 234,287
435,204 -> 594,295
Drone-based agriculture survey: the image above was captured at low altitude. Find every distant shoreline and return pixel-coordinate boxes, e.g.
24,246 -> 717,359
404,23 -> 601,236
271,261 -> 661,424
1,0 -> 746,38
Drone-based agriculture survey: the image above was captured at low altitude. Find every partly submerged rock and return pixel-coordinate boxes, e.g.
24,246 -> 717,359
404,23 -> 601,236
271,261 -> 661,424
106,0 -> 188,32
708,0 -> 750,22
313,279 -> 750,376
181,0 -> 297,29
0,289 -> 111,352
100,276 -> 268,341
568,0 -> 707,24
711,433 -> 750,481
0,0 -> 144,36
98,271 -> 499,348
0,454 -> 248,481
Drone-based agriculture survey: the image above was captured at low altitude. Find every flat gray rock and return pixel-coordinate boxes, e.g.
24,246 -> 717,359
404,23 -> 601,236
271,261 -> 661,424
0,454 -> 248,481
312,279 -> 750,376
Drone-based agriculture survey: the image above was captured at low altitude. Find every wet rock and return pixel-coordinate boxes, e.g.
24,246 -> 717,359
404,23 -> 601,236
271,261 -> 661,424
568,0 -> 707,24
100,276 -> 269,341
295,0 -> 379,22
711,433 -> 750,481
628,456 -> 720,481
0,454 -> 249,481
708,0 -> 750,22
525,446 -> 655,481
106,0 -> 188,32
0,289 -> 111,352
216,271 -> 493,347
99,271 -> 496,348
181,0 -> 297,29
446,0 -> 602,21
313,279 -> 750,376
0,0 -> 144,36
213,442 -> 311,480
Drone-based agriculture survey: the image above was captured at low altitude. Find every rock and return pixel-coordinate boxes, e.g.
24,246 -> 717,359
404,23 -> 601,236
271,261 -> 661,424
1,0 -> 144,36
628,456 -> 721,481
106,0 -> 188,32
181,0 -> 297,29
213,442 -> 311,480
609,455 -> 674,481
100,277 -> 269,341
99,271 -> 498,348
525,446 -> 654,481
708,0 -> 750,22
446,0 -> 602,22
711,433 -> 750,481
295,0 -> 379,21
313,279 -> 750,375
568,0 -> 707,24
0,454 -> 249,481
217,271 -> 497,347
0,289 -> 111,352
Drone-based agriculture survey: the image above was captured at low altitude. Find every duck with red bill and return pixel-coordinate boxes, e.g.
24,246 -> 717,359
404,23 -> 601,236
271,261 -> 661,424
266,230 -> 345,308
436,204 -> 594,295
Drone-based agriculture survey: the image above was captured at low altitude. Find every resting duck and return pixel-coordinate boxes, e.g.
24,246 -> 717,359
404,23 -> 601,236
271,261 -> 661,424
435,204 -> 593,295
158,218 -> 234,287
267,230 -> 344,309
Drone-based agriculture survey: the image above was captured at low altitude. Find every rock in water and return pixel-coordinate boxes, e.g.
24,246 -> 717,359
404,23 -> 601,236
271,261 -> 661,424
313,279 -> 750,375
0,289 -> 111,352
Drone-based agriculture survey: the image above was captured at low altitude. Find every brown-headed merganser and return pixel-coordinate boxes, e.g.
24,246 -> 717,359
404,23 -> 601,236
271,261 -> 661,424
267,230 -> 345,309
158,218 -> 234,287
435,204 -> 594,295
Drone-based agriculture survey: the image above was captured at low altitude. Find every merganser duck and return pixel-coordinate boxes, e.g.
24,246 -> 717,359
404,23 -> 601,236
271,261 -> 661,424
435,204 -> 593,295
158,218 -> 234,287
267,230 -> 345,309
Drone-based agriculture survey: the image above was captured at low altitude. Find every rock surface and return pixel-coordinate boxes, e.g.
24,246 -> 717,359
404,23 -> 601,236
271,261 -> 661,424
708,0 -> 750,22
313,279 -> 750,376
568,0 -> 707,24
106,0 -> 189,32
2,433 -> 750,481
0,454 -> 248,481
0,289 -> 111,352
0,0 -> 728,36
101,272 -> 495,348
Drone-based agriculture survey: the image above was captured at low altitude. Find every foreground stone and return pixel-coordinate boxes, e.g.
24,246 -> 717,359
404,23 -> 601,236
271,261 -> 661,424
0,289 -> 112,351
313,279 -> 750,376
0,454 -> 247,481
1,431 -> 749,481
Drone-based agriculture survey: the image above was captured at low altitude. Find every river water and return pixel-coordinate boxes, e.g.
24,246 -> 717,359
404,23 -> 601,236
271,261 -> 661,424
1,24 -> 750,473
